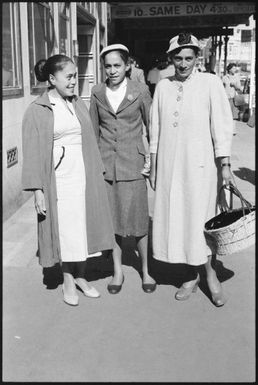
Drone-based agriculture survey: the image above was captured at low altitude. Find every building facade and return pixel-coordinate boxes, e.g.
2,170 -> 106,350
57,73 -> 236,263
2,2 -> 108,220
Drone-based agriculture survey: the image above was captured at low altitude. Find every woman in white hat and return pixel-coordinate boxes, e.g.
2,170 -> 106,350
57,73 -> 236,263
90,44 -> 156,294
149,33 -> 235,306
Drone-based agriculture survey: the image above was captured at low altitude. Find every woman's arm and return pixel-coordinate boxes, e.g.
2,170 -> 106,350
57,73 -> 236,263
149,84 -> 161,190
22,106 -> 46,215
209,77 -> 236,186
22,106 -> 43,191
89,93 -> 100,141
140,85 -> 152,142
149,153 -> 157,190
218,156 -> 235,187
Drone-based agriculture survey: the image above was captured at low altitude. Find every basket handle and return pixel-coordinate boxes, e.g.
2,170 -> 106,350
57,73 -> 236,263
218,183 -> 253,214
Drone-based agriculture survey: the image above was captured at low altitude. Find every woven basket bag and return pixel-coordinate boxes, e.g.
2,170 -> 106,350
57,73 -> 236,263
204,184 -> 255,256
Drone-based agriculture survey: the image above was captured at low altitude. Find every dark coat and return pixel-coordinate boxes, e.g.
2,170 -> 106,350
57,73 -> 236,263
22,91 -> 115,268
89,80 -> 152,181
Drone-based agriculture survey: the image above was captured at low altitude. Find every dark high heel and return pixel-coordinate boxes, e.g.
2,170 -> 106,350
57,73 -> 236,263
107,275 -> 124,294
175,274 -> 200,301
142,282 -> 157,293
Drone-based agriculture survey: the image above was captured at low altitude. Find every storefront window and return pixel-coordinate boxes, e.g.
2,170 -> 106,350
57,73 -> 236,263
2,3 -> 23,97
28,2 -> 54,92
97,3 -> 102,22
79,2 -> 93,14
59,3 -> 70,55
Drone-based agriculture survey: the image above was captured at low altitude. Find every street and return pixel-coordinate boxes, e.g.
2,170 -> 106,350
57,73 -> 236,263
3,120 -> 255,382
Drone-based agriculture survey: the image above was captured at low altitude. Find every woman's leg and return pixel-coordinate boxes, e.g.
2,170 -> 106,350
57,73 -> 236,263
205,254 -> 226,306
73,260 -> 100,297
74,260 -> 91,291
62,262 -> 77,296
183,264 -> 199,285
109,235 -> 124,286
136,234 -> 156,285
175,264 -> 200,300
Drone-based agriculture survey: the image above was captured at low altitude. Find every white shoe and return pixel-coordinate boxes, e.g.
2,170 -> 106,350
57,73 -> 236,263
74,279 -> 101,298
62,285 -> 79,306
88,251 -> 102,257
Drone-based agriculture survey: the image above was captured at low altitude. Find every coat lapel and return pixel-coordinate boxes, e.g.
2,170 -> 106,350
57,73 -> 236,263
93,80 -> 140,115
93,83 -> 116,115
116,79 -> 140,114
34,90 -> 53,109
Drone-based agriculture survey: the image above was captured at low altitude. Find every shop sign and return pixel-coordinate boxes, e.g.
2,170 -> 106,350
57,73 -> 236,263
111,2 -> 255,19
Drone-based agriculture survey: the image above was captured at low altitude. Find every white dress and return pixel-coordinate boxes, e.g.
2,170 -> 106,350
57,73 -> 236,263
49,92 -> 94,262
149,72 -> 233,266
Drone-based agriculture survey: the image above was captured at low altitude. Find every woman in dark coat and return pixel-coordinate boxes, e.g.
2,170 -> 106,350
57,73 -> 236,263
22,55 -> 115,306
90,44 -> 156,294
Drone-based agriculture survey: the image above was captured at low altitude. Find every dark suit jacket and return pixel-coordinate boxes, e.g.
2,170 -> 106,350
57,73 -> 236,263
89,79 -> 152,181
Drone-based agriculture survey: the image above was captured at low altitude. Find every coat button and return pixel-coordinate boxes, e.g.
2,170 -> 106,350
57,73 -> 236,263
177,96 -> 181,101
174,111 -> 179,117
178,86 -> 183,92
173,122 -> 178,127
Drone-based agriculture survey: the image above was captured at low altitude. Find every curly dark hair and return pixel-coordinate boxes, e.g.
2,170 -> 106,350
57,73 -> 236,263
226,63 -> 237,73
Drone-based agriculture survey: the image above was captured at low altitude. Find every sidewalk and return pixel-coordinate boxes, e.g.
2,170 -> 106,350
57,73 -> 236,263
2,121 -> 255,382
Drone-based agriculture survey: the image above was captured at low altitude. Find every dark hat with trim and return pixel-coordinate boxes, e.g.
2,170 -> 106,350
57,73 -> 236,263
167,33 -> 200,53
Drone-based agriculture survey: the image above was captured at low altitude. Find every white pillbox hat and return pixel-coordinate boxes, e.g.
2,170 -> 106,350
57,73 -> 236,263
100,44 -> 129,58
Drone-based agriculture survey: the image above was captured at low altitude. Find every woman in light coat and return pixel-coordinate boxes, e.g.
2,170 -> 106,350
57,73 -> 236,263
149,33 -> 235,307
22,55 -> 115,306
90,44 -> 156,294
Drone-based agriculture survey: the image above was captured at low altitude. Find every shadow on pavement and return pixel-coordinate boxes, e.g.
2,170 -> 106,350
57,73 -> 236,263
42,255 -> 114,289
233,167 -> 255,185
41,218 -> 235,294
42,264 -> 63,289
147,218 -> 235,295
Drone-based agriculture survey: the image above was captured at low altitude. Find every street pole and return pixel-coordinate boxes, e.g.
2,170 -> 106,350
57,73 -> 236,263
223,33 -> 229,75
249,28 -> 255,113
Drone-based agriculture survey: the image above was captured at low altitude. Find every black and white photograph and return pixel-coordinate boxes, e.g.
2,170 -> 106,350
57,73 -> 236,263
2,1 -> 256,382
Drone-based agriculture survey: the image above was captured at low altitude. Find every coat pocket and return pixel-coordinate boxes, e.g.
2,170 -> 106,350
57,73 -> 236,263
54,146 -> 65,170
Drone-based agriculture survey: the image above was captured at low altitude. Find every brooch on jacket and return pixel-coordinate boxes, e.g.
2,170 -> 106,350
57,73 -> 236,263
127,94 -> 134,101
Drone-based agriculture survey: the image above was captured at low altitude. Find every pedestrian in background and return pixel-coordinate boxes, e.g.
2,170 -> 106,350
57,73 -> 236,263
90,44 -> 156,294
128,55 -> 146,84
158,56 -> 175,79
147,58 -> 161,97
149,33 -> 235,307
222,63 -> 243,134
22,54 -> 115,306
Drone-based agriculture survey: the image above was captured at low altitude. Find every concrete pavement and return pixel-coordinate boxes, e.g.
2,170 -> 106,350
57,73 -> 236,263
3,121 -> 255,382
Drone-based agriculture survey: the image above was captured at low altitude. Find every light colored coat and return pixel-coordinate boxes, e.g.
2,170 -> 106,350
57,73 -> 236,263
150,72 -> 233,265
22,91 -> 115,268
89,80 -> 152,181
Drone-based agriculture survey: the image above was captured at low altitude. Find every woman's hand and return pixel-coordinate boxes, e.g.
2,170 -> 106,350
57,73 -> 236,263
149,169 -> 156,190
221,165 -> 235,187
149,153 -> 157,190
34,189 -> 46,216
